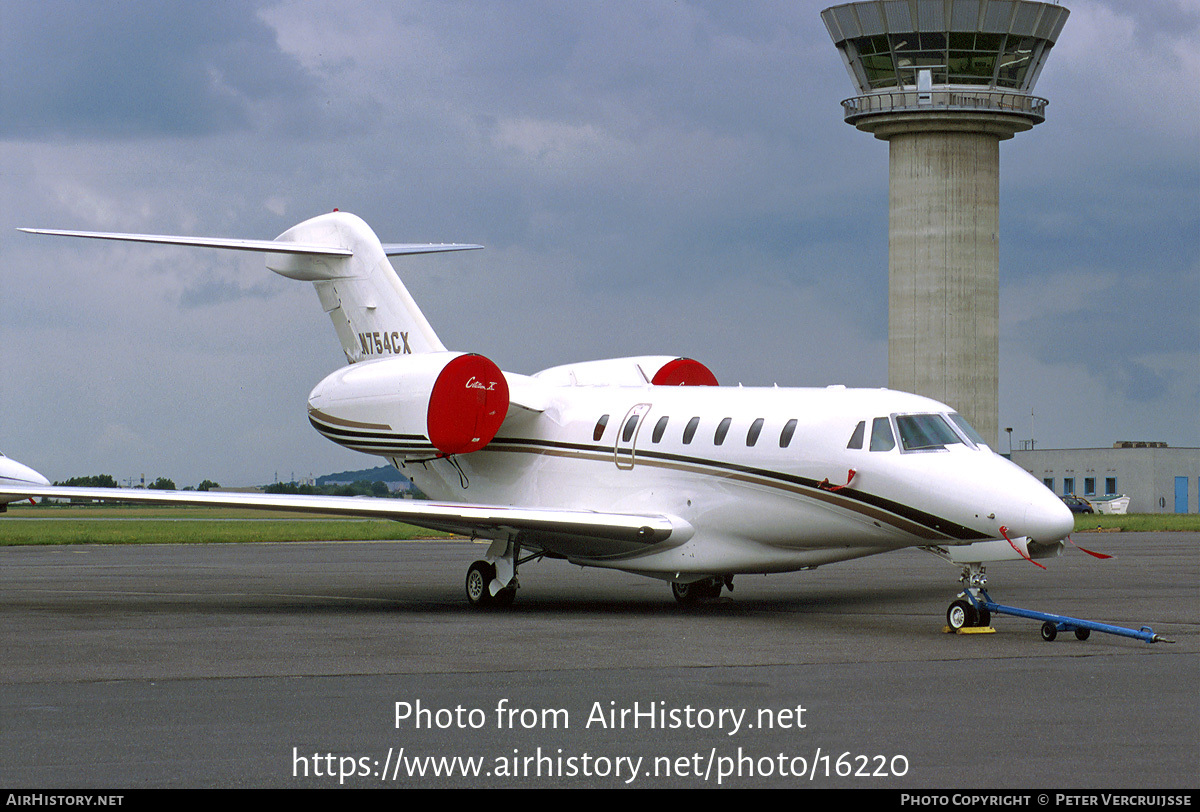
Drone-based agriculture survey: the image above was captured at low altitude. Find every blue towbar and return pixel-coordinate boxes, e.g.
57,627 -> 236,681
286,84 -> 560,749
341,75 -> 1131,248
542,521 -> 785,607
965,589 -> 1167,644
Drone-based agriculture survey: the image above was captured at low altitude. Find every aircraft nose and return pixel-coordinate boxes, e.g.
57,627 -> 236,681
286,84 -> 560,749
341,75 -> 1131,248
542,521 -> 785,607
1023,490 -> 1074,543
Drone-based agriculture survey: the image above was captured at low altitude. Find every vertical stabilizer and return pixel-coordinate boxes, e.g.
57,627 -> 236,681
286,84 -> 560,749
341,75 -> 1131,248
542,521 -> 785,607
267,212 -> 455,363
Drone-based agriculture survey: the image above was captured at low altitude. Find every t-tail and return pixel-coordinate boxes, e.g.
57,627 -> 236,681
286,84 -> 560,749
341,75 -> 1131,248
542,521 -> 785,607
19,211 -> 481,364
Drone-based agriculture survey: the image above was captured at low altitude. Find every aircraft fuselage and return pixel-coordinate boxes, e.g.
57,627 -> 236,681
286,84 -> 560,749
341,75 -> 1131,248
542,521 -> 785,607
309,372 -> 1070,576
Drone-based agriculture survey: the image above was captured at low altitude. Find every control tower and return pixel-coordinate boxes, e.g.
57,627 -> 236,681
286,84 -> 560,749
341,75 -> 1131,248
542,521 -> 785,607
821,0 -> 1068,446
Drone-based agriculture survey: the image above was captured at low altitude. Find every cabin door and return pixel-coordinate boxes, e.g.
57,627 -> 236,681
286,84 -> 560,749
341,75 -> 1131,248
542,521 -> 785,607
614,403 -> 651,470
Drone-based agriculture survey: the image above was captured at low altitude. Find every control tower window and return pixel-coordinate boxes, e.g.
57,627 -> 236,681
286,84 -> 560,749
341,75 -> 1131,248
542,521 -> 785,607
848,31 -> 1040,90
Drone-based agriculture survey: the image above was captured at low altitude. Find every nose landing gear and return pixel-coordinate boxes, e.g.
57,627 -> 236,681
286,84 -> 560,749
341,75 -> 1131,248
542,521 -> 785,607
944,563 -> 1168,644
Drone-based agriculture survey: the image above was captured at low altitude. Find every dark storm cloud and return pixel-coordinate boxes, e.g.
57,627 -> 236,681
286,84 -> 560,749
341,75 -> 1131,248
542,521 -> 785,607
0,0 -> 314,139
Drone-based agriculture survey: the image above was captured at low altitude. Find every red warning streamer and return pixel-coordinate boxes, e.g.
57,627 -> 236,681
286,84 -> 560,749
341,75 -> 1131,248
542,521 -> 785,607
819,469 -> 857,492
1068,536 -> 1113,559
999,525 -> 1046,569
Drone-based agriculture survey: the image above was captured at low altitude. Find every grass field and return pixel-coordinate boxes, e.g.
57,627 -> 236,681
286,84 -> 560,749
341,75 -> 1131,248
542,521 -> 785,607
0,503 -> 457,545
1073,513 -> 1200,533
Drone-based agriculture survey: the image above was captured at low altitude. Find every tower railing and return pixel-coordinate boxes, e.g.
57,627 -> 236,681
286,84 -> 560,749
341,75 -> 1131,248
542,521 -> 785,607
841,89 -> 1048,125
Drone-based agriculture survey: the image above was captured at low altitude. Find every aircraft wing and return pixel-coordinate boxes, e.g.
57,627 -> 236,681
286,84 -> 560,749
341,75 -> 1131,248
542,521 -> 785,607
0,484 -> 685,553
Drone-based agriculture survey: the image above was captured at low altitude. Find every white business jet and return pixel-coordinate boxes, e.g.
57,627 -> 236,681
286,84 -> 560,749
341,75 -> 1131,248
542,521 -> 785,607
0,452 -> 51,509
4,211 -> 1073,621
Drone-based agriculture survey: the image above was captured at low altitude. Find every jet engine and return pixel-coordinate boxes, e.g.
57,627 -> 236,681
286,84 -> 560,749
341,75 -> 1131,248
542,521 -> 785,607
307,352 -> 510,457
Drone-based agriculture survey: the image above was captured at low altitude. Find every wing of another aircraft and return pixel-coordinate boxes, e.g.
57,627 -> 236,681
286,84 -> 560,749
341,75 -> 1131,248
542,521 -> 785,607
0,484 -> 684,553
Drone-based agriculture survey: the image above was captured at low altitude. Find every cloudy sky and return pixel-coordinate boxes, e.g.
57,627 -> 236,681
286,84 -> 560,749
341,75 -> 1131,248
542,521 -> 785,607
1,0 -> 1196,488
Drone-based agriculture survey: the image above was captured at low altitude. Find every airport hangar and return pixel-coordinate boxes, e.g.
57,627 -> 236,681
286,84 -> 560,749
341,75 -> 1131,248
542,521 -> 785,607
1011,444 -> 1200,515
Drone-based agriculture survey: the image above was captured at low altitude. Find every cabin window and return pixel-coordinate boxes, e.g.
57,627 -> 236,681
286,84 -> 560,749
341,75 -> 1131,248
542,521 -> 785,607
847,421 -> 866,449
683,416 -> 700,444
652,416 -> 669,443
870,417 -> 895,451
895,414 -> 960,451
780,419 -> 798,448
593,414 -> 610,442
622,415 -> 639,443
746,418 -> 764,446
714,417 -> 732,446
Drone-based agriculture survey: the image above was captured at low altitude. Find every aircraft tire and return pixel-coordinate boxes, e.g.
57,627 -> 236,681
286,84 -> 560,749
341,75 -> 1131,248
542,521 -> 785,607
672,577 -> 724,605
466,560 -> 496,607
1040,621 -> 1058,642
671,581 -> 703,605
947,600 -> 977,630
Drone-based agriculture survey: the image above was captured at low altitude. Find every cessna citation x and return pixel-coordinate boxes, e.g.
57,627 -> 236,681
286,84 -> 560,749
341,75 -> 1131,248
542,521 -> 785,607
4,211 -> 1074,621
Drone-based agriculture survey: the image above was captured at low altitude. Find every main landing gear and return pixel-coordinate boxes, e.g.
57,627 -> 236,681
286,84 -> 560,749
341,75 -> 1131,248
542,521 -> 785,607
671,575 -> 734,605
465,560 -> 516,608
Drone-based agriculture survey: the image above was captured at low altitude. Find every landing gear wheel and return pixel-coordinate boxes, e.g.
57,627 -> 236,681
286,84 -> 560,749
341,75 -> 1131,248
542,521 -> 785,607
947,600 -> 978,630
1074,627 -> 1091,641
1040,621 -> 1058,642
699,577 -> 723,600
672,581 -> 703,605
976,607 -> 991,627
465,560 -> 497,608
672,576 -> 725,605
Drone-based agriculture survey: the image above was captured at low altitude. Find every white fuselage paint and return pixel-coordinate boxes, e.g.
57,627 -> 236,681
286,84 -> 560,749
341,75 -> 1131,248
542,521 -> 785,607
311,377 -> 1071,576
0,453 -> 50,504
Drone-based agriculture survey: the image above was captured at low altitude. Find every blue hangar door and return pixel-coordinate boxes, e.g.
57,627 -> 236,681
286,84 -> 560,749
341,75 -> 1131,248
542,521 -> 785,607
1175,476 -> 1189,513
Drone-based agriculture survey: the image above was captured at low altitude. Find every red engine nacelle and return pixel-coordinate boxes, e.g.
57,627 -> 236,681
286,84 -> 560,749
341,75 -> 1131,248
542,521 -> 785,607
307,352 -> 510,457
650,357 -> 719,386
425,353 -> 510,455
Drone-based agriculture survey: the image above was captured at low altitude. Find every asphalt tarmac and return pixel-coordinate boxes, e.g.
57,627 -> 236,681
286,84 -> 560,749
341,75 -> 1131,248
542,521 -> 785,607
1,532 -> 1196,789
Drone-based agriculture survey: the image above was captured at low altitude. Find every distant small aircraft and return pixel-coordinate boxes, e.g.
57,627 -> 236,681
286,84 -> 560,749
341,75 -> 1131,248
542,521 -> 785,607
4,212 -> 1073,621
0,452 -> 50,508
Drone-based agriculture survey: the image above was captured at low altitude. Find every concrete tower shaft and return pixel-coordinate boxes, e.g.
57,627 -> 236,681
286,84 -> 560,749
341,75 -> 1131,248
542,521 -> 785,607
889,129 -> 999,444
822,0 -> 1069,447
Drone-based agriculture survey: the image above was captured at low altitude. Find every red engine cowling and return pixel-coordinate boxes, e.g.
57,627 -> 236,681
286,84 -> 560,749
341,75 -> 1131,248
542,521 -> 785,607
307,352 -> 510,457
425,353 -> 510,455
650,357 -> 719,386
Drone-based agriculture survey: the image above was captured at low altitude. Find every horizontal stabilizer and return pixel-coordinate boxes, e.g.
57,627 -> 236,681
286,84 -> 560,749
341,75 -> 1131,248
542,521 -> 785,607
382,243 -> 483,256
17,228 -> 352,256
19,228 -> 483,258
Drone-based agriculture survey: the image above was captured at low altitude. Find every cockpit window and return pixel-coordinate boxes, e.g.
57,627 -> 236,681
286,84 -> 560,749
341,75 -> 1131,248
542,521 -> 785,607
870,417 -> 896,451
947,413 -> 987,448
847,421 -> 865,450
895,414 -> 963,451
